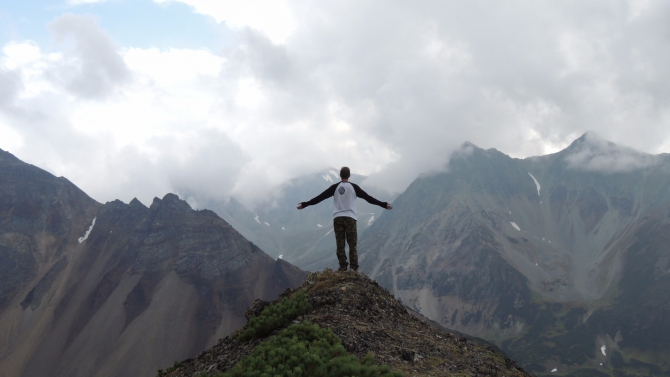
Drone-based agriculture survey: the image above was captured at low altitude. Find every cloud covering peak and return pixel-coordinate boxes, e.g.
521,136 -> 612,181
564,132 -> 661,173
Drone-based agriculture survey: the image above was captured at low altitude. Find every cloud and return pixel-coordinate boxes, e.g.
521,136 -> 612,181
2,1 -> 670,208
153,0 -> 296,44
82,129 -> 250,206
273,1 -> 670,192
48,14 -> 131,99
0,25 -> 251,205
0,68 -> 21,109
564,132 -> 660,173
161,129 -> 250,202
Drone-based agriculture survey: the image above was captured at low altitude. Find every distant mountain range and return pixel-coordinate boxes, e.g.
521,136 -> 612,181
4,131 -> 669,377
357,133 -> 670,375
0,149 -> 306,377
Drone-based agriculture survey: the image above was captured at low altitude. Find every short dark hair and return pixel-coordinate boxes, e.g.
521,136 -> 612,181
340,166 -> 350,179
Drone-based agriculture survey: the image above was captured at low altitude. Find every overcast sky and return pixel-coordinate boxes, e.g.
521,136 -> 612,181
1,0 -> 670,207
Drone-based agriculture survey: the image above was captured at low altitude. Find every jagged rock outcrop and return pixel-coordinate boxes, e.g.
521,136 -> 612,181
0,148 -> 306,377
165,270 -> 532,377
357,133 -> 670,375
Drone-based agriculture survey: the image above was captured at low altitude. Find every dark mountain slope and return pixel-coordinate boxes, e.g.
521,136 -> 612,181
357,133 -> 670,375
0,148 -> 306,377
0,149 -> 99,313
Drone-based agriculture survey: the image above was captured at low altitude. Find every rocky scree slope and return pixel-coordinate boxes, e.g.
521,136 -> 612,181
358,133 -> 670,375
165,270 -> 532,377
0,148 -> 306,377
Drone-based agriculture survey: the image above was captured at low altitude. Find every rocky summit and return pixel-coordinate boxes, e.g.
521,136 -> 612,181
165,269 -> 532,377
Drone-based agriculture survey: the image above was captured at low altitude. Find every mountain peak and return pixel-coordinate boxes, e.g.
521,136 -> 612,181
167,270 -> 531,377
150,193 -> 192,212
566,131 -> 614,150
129,197 -> 147,208
561,132 -> 658,173
461,141 -> 480,149
0,148 -> 20,163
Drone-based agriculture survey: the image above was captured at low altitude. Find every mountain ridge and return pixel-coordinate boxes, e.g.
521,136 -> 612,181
357,134 -> 670,375
0,148 -> 306,377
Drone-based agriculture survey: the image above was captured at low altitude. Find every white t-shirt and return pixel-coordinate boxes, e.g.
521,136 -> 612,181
333,182 -> 357,220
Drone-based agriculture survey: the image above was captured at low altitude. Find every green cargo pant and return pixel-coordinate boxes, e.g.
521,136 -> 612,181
333,216 -> 357,269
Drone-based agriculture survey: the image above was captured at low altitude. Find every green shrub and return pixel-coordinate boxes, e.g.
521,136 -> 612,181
157,360 -> 184,377
225,322 -> 402,377
237,290 -> 310,342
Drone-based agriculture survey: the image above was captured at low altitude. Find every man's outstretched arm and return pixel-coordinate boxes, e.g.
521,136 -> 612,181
352,184 -> 393,210
297,183 -> 338,210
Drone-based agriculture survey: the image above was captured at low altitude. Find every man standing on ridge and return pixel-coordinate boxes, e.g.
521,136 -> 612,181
297,167 -> 392,272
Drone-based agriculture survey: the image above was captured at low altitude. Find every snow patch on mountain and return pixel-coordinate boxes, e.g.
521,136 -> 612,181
601,345 -> 606,356
528,173 -> 541,196
323,174 -> 333,183
78,217 -> 96,243
254,214 -> 260,224
368,215 -> 375,225
510,222 -> 521,231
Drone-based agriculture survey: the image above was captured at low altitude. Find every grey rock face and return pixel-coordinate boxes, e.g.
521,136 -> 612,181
21,257 -> 68,310
0,149 -> 99,312
358,134 -> 670,374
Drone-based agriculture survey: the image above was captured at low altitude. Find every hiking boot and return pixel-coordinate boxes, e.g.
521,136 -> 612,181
338,264 -> 348,272
350,266 -> 358,272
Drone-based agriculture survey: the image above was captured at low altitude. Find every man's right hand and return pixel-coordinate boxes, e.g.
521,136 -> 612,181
386,203 -> 393,210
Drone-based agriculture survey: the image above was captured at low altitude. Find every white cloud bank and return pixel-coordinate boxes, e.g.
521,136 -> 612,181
153,0 -> 296,44
2,2 -> 670,207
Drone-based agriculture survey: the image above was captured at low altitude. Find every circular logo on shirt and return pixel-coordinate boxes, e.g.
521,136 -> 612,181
338,186 -> 345,195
